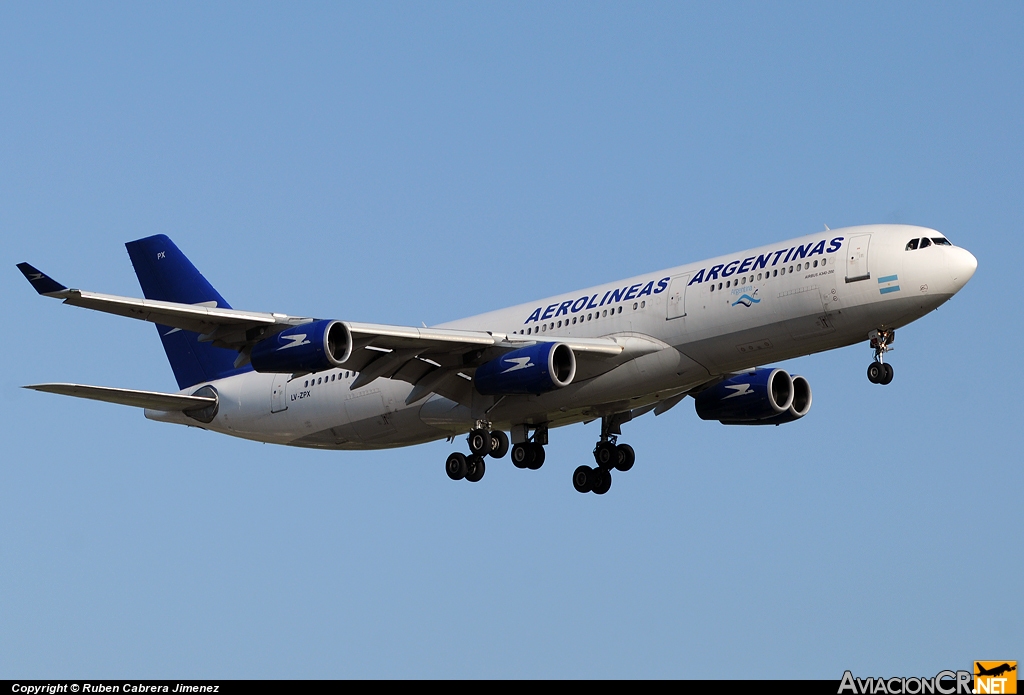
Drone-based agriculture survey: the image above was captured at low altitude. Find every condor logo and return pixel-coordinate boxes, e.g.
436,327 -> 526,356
277,333 -> 310,351
974,662 -> 1016,694
501,356 -> 535,374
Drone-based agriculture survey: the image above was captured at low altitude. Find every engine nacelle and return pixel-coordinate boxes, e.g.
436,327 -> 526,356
695,367 -> 800,424
755,374 -> 812,425
475,342 -> 576,396
250,319 -> 352,374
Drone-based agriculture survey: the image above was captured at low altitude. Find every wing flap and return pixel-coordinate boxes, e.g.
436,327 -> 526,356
23,383 -> 216,411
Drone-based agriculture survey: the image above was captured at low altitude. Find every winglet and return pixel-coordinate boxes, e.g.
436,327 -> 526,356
16,263 -> 68,296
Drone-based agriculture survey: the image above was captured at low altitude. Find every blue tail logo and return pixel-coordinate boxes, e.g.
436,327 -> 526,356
732,289 -> 761,308
126,235 -> 251,390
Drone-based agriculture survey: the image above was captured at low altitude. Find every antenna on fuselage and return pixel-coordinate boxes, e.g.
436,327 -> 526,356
824,224 -> 830,231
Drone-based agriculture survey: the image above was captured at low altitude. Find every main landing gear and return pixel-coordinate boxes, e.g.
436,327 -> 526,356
572,414 -> 636,495
866,328 -> 895,385
445,424 -> 509,483
510,424 -> 547,471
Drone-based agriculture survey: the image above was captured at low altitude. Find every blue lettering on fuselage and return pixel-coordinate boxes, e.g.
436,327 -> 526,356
687,236 -> 844,287
523,275 -> 671,324
520,237 -> 838,325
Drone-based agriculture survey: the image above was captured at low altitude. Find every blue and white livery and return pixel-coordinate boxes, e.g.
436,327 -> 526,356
17,224 -> 977,494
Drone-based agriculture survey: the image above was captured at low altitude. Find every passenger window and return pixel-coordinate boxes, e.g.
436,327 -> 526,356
932,237 -> 951,246
640,300 -> 645,308
618,306 -> 622,313
602,310 -> 607,317
906,239 -> 919,250
920,238 -> 932,248
718,283 -> 723,290
773,269 -> 778,277
781,267 -> 786,275
633,302 -> 638,310
557,320 -> 562,328
304,380 -> 308,387
710,284 -> 714,292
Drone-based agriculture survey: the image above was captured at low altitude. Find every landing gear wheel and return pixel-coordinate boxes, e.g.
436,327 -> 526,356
511,443 -> 533,469
594,441 -> 617,469
527,443 -> 545,470
880,363 -> 894,385
468,428 -> 490,456
445,452 -> 468,481
465,455 -> 486,482
615,443 -> 635,472
591,467 -> 612,495
573,465 -> 593,493
867,363 -> 883,384
489,430 -> 509,459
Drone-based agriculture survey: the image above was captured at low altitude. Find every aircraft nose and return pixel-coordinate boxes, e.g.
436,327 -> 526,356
947,246 -> 978,291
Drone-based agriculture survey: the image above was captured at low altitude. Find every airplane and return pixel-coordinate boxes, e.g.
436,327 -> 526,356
17,224 -> 977,494
975,663 -> 1016,678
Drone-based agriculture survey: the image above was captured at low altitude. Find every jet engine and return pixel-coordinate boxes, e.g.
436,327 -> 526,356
250,319 -> 352,374
475,342 -> 576,396
695,367 -> 811,425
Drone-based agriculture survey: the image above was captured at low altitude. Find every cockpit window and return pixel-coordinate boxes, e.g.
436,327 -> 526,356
906,239 -> 919,251
919,237 -> 932,248
931,237 -> 952,246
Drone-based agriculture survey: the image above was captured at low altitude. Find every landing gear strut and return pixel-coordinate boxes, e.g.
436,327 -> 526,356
445,423 -> 510,483
573,414 -> 637,495
867,329 -> 895,385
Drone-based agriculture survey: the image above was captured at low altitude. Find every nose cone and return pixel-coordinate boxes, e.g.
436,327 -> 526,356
947,247 -> 978,291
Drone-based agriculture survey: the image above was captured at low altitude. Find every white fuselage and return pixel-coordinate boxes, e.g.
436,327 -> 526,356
146,224 -> 977,449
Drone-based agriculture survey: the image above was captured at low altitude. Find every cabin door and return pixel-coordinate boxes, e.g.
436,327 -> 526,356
845,234 -> 871,283
666,274 -> 691,320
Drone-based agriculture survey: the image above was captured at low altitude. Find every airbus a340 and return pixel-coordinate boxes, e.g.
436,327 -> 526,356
18,225 -> 977,494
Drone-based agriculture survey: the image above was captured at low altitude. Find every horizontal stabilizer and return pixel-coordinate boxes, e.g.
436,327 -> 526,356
16,263 -> 68,296
23,383 -> 216,411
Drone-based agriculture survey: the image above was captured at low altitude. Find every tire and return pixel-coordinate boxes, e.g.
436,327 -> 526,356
468,428 -> 490,456
489,430 -> 510,459
466,456 -> 486,482
594,441 -> 616,469
591,467 -> 612,495
572,465 -> 593,493
881,363 -> 894,385
445,452 -> 467,481
527,444 -> 545,470
615,443 -> 635,472
867,363 -> 883,384
511,443 -> 532,469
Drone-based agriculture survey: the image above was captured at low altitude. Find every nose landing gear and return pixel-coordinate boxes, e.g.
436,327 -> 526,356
867,329 -> 895,385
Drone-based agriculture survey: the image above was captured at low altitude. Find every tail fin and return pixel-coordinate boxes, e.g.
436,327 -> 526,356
126,235 -> 250,390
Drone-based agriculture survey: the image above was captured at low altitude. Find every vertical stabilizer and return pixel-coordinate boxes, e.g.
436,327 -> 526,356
125,235 -> 250,389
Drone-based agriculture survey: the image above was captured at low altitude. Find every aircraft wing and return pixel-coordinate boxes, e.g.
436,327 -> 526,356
18,262 -> 633,404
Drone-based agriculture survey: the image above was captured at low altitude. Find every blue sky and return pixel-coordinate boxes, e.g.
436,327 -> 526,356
1,2 -> 1021,678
